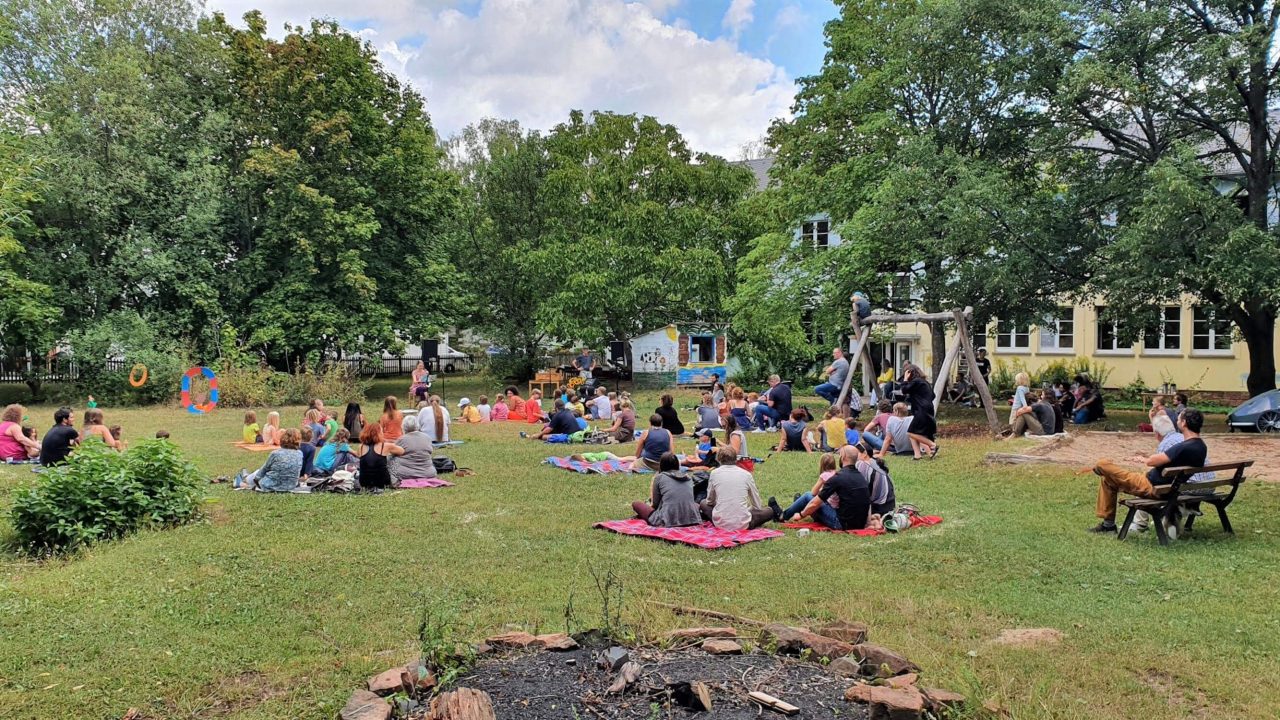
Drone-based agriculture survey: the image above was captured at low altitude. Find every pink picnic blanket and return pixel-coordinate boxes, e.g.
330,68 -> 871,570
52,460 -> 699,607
593,519 -> 783,549
545,457 -> 650,474
397,477 -> 455,489
782,514 -> 943,537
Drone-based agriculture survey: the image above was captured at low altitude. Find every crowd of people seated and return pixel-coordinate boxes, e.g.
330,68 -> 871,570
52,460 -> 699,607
0,404 -> 165,468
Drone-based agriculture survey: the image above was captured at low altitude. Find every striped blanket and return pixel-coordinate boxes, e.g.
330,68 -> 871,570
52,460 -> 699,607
593,519 -> 783,549
544,457 -> 651,474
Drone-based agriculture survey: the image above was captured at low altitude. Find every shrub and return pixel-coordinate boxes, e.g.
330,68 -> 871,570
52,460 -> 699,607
9,440 -> 203,555
66,312 -> 191,406
214,363 -> 369,408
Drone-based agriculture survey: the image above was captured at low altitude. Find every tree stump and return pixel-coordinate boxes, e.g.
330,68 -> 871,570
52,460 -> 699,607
426,688 -> 496,720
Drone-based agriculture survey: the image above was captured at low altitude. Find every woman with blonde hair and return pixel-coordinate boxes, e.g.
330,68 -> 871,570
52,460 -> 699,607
1010,371 -> 1031,423
379,395 -> 404,442
261,411 -> 283,446
0,404 -> 40,460
82,408 -> 121,450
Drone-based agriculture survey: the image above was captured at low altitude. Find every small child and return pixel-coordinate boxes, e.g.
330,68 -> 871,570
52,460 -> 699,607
777,452 -> 839,522
262,411 -> 282,446
314,428 -> 352,475
476,395 -> 492,422
567,392 -> 587,417
843,417 -> 862,447
22,426 -> 37,443
109,425 -> 125,449
299,426 -> 317,478
609,391 -> 619,413
458,398 -> 482,423
573,410 -> 589,433
819,407 -> 847,451
243,410 -> 262,444
682,428 -> 717,468
304,409 -> 326,447
747,392 -> 760,418
491,395 -> 510,421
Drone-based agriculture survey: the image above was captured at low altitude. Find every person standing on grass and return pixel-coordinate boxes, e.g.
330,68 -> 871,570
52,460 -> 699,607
700,446 -> 773,530
899,364 -> 938,458
814,347 -> 850,405
1088,409 -> 1207,534
629,452 -> 701,527
0,404 -> 41,461
573,347 -> 597,379
39,407 -> 79,466
236,428 -> 304,492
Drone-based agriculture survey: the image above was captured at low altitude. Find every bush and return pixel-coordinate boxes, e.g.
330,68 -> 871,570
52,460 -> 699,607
66,312 -> 191,406
214,363 -> 369,408
9,440 -> 203,554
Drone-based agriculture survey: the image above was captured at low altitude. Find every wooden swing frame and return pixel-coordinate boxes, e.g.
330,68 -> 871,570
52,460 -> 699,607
834,303 -> 1002,435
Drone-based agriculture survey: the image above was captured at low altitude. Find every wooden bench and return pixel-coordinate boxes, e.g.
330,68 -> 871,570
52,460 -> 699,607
1118,460 -> 1253,546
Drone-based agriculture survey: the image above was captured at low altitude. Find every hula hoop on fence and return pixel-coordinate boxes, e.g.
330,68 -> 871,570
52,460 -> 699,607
128,363 -> 149,387
180,366 -> 219,414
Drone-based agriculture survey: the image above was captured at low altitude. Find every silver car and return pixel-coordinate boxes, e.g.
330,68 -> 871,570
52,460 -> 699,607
1227,390 -> 1280,433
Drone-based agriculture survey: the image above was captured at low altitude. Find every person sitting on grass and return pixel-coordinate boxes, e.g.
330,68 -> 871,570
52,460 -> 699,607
417,396 -> 451,443
523,399 -> 578,441
354,422 -> 404,491
490,395 -> 509,421
860,400 -> 892,452
775,452 -> 839,522
1009,371 -> 1031,424
655,393 -> 685,436
236,428 -> 304,492
844,416 -> 862,447
342,403 -> 364,438
321,410 -> 340,444
776,409 -> 812,453
303,409 -> 327,448
1088,408 -> 1207,535
854,441 -> 896,516
504,386 -> 528,421
314,428 -> 354,476
458,397 -> 482,424
777,445 -> 872,531
82,408 -> 121,450
633,413 -> 673,470
0,404 -> 41,461
242,410 -> 262,444
590,386 -> 613,421
878,403 -> 918,458
722,413 -> 749,459
39,407 -> 79,466
379,396 -> 404,442
1073,378 -> 1105,424
565,392 -> 586,418
390,414 -> 436,484
630,452 -> 702,527
298,426 -> 317,479
475,395 -> 492,422
819,406 -> 848,452
694,392 -> 721,432
681,428 -> 717,469
753,375 -> 792,431
700,446 -> 773,530
605,399 -> 637,443
1007,390 -> 1051,438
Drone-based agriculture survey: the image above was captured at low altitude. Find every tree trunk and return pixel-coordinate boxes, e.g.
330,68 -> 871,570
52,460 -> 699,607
929,320 -> 946,381
1236,304 -> 1277,397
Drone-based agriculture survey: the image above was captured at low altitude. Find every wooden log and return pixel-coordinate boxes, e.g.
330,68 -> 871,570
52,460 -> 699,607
648,601 -> 765,627
426,688 -> 496,720
858,308 -> 973,326
747,691 -> 800,715
836,325 -> 871,408
983,453 -> 1058,465
953,309 -> 1001,435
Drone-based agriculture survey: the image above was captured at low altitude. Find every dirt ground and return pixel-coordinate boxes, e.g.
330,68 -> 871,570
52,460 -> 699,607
1004,432 -> 1280,481
424,646 -> 864,719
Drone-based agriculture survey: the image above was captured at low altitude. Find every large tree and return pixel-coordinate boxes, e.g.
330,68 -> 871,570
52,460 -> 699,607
1047,0 -> 1280,395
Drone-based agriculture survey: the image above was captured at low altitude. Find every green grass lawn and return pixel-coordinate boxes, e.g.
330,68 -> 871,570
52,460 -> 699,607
1,376 -> 1277,719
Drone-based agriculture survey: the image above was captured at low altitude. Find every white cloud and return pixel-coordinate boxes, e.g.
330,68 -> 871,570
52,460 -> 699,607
722,0 -> 755,38
205,0 -> 795,158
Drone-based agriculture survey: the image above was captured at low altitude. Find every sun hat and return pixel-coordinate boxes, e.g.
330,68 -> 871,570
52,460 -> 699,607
457,397 -> 471,407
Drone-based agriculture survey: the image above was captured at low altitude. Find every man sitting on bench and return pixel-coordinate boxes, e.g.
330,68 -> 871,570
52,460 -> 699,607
1088,408 -> 1207,534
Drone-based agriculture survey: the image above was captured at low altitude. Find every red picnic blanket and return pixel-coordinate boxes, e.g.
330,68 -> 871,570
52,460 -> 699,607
782,514 -> 943,537
593,519 -> 783,549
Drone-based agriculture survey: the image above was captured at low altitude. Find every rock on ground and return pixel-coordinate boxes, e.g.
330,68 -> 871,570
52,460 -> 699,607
701,639 -> 743,655
760,623 -> 854,661
341,689 -> 391,720
850,643 -> 920,677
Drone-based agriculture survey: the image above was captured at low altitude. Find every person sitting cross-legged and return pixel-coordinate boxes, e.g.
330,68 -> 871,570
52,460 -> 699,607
236,428 -> 304,492
777,445 -> 872,531
524,399 -> 578,441
699,446 -> 774,530
633,413 -> 673,471
629,452 -> 702,527
1088,408 -> 1208,534
776,409 -> 812,453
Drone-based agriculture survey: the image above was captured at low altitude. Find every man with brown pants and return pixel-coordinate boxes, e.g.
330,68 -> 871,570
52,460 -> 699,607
1088,408 -> 1207,534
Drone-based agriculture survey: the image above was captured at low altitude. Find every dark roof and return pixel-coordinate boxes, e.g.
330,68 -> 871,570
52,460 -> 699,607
738,157 -> 775,192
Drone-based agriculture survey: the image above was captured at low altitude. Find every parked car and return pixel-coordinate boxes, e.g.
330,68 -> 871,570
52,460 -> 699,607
437,344 -> 472,374
1227,390 -> 1280,433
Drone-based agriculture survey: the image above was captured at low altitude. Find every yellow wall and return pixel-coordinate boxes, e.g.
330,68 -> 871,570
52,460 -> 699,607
899,303 -> 1278,393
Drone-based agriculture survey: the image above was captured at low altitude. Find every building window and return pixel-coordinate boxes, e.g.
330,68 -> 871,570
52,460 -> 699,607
996,322 -> 1030,350
689,335 -> 715,363
1193,307 -> 1233,351
1039,314 -> 1074,351
1143,306 -> 1182,352
801,219 -> 830,248
1096,308 -> 1125,352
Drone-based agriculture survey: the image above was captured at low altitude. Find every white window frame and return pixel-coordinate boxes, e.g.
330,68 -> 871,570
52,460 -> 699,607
1038,314 -> 1075,354
1192,306 -> 1234,356
1095,308 -> 1131,355
801,219 -> 830,248
1142,306 -> 1183,356
996,322 -> 1031,353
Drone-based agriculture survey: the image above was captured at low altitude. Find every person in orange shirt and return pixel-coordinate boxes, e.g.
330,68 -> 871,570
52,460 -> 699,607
378,395 -> 404,442
505,386 -> 528,421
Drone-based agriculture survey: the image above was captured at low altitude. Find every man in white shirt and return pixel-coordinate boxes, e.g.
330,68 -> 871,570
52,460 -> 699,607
590,386 -> 613,420
699,446 -> 774,530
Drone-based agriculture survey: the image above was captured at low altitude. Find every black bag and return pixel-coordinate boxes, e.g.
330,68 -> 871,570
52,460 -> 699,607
432,456 -> 457,474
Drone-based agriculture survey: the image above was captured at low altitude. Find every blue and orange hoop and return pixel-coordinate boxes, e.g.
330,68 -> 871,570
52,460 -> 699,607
180,366 -> 219,414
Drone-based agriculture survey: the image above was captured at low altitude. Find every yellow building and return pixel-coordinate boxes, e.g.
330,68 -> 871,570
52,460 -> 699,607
894,302 -> 1278,396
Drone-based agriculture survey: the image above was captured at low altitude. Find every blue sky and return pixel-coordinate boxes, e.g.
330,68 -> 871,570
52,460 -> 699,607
206,0 -> 840,156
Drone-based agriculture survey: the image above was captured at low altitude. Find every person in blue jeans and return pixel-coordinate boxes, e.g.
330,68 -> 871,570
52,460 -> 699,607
773,452 -> 840,525
814,348 -> 850,405
753,374 -> 792,430
769,446 -> 872,530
